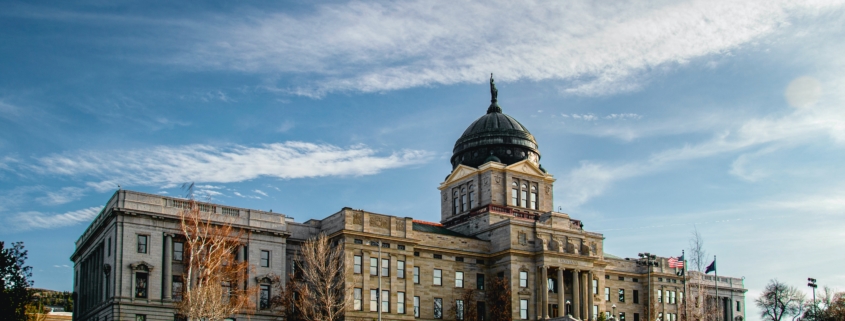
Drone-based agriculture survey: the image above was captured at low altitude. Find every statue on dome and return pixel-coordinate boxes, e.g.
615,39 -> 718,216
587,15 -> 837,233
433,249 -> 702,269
490,73 -> 498,102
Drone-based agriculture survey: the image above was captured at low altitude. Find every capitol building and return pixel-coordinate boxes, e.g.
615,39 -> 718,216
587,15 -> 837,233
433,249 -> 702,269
72,79 -> 746,321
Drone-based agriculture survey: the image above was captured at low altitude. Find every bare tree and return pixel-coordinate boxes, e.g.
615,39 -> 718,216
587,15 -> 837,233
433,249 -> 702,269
450,288 -> 478,321
487,276 -> 512,321
755,279 -> 806,321
688,227 -> 708,272
288,233 -> 347,321
177,199 -> 256,321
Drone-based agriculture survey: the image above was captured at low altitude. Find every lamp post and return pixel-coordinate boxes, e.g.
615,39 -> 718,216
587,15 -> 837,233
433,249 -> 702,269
566,300 -> 571,317
638,253 -> 658,321
808,278 -> 818,320
612,304 -> 617,320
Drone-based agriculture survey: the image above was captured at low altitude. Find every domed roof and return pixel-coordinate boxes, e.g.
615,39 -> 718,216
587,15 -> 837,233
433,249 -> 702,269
450,75 -> 541,169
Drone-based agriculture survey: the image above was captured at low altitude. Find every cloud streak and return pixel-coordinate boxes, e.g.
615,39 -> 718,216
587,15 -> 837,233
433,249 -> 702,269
174,0 -> 844,96
25,142 -> 432,191
7,206 -> 103,232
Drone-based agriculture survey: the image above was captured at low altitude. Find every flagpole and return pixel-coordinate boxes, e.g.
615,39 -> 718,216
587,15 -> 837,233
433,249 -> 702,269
682,250 -> 687,321
713,255 -> 718,321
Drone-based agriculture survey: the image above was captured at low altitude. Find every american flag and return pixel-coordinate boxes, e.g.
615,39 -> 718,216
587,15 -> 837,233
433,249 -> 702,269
668,256 -> 684,269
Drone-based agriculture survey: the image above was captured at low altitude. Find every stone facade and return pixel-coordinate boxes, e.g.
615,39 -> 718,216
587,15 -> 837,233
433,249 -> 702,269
71,87 -> 745,321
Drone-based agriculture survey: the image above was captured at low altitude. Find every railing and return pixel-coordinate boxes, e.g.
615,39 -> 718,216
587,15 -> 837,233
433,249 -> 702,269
445,205 -> 539,227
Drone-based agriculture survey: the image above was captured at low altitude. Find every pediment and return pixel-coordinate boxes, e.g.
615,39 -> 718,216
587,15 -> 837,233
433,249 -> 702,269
505,160 -> 548,178
441,164 -> 479,187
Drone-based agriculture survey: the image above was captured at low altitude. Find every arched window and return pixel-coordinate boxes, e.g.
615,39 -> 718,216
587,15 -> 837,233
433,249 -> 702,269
521,183 -> 528,208
468,184 -> 475,209
461,187 -> 467,212
531,184 -> 538,210
453,190 -> 459,215
511,180 -> 519,206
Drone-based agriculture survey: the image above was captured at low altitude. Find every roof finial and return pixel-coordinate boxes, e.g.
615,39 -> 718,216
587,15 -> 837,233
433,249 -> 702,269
487,73 -> 502,114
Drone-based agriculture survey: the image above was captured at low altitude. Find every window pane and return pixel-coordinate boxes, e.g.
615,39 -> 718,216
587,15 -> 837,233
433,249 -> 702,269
382,290 -> 389,313
477,274 -> 485,290
434,269 -> 442,285
137,235 -> 147,253
398,261 -> 405,278
354,256 -> 362,274
354,288 -> 362,311
135,273 -> 148,298
434,298 -> 443,319
520,190 -> 527,207
173,242 -> 183,261
512,188 -> 518,206
414,296 -> 420,317
382,259 -> 390,276
457,300 -> 464,320
260,250 -> 270,267
520,271 -> 528,287
370,258 -> 378,275
398,292 -> 405,314
370,290 -> 378,311
260,285 -> 270,309
414,266 -> 420,284
456,271 -> 464,288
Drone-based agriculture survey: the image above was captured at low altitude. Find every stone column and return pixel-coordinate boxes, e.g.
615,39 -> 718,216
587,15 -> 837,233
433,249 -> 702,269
572,269 -> 581,319
557,268 -> 565,317
588,271 -> 594,320
163,234 -> 173,301
542,266 -> 550,319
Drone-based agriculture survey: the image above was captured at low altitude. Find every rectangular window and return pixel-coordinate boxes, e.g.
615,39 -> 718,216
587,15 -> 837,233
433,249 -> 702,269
456,256 -> 464,262
137,235 -> 148,253
354,255 -> 362,274
593,305 -> 598,321
461,194 -> 467,211
478,302 -> 486,321
671,291 -> 676,304
354,239 -> 363,244
469,191 -> 475,208
519,271 -> 528,287
605,287 -> 610,301
619,312 -> 626,321
398,260 -> 405,278
434,298 -> 443,319
454,197 -> 459,214
657,290 -> 662,303
414,251 -> 420,256
477,259 -> 485,264
634,313 -> 640,321
593,279 -> 598,294
665,290 -> 670,304
260,285 -> 270,309
414,296 -> 421,317
354,288 -> 362,310
370,258 -> 378,275
382,290 -> 390,313
382,242 -> 390,248
457,299 -> 465,320
619,276 -> 625,281
173,241 -> 183,261
680,291 -> 684,303
108,238 -> 111,256
633,290 -> 639,304
135,315 -> 146,321
398,292 -> 406,314
512,188 -> 518,206
172,276 -> 183,301
737,300 -> 741,312
382,258 -> 390,276
530,191 -> 537,209
260,250 -> 270,267
434,254 -> 442,259
398,245 -> 406,250
520,299 -> 528,320
434,269 -> 442,285
456,271 -> 464,288
370,290 -> 378,312
633,278 -> 639,282
619,288 -> 625,302
477,274 -> 485,290
414,266 -> 420,284
135,273 -> 148,298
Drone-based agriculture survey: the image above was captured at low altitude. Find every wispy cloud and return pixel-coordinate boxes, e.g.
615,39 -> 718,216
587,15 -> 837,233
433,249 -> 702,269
6,206 -> 103,232
172,0 -> 844,96
23,142 -> 432,191
557,74 -> 845,207
254,189 -> 268,197
35,186 -> 86,205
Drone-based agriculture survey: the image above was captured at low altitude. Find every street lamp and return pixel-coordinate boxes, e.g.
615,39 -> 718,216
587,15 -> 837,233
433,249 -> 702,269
808,278 -> 818,319
566,300 -> 572,317
638,253 -> 659,320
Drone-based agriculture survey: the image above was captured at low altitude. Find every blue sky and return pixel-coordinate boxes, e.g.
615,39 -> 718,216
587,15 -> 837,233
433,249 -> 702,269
1,0 -> 844,319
